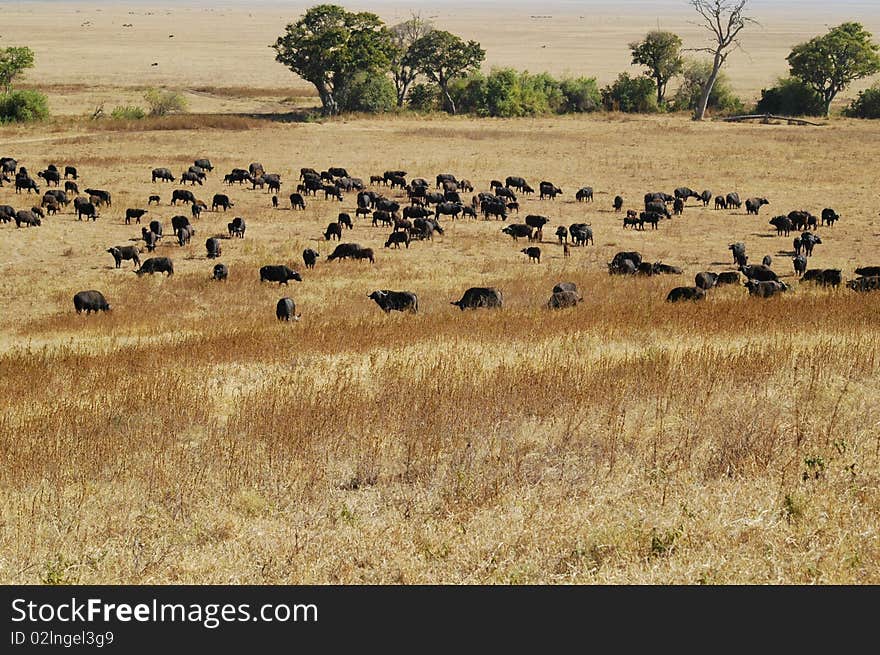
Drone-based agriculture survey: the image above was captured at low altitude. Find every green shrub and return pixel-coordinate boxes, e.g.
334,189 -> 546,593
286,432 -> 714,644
143,88 -> 188,116
447,74 -> 487,116
0,89 -> 49,123
337,73 -> 396,113
672,59 -> 743,115
406,83 -> 438,111
558,77 -> 602,113
844,83 -> 880,118
110,105 -> 146,120
754,77 -> 824,116
601,73 -> 658,113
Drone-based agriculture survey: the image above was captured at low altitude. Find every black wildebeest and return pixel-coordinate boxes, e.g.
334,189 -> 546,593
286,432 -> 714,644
276,298 -> 301,321
303,249 -> 319,269
135,257 -> 174,276
368,290 -> 419,313
107,245 -> 141,268
451,287 -> 503,310
666,287 -> 706,302
73,290 -> 111,314
260,265 -> 302,285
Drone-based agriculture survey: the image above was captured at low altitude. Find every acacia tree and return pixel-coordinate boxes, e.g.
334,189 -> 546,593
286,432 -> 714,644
389,13 -> 434,108
629,31 -> 684,107
271,4 -> 394,116
689,0 -> 756,120
0,47 -> 35,94
787,22 -> 880,117
405,30 -> 485,115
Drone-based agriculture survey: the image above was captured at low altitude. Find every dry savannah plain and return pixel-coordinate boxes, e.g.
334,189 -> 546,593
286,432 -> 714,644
1,1 -> 880,585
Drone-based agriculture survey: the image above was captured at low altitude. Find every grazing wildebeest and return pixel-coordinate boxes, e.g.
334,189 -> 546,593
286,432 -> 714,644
276,297 -> 301,321
521,247 -> 541,263
746,197 -> 769,215
673,197 -> 684,215
451,287 -> 503,310
746,280 -> 788,297
769,215 -> 793,236
502,224 -> 533,241
821,208 -> 840,226
800,232 -> 822,256
14,210 -> 41,227
260,265 -> 302,285
556,226 -> 568,243
715,271 -> 741,286
368,290 -> 419,314
152,167 -> 175,183
76,201 -> 98,221
64,165 -> 78,179
194,159 -> 213,172
695,272 -> 719,290
142,228 -> 158,252
107,245 -> 141,268
740,264 -> 779,282
847,276 -> 880,292
125,208 -> 148,224
674,187 -> 701,203
227,217 -> 246,238
666,287 -> 706,302
539,181 -> 562,199
714,196 -> 727,210
613,195 -> 624,212
171,189 -> 196,205
327,243 -> 374,263
726,193 -> 742,209
148,194 -> 161,205
84,188 -> 111,207
135,257 -> 174,276
548,290 -> 581,309
302,249 -> 319,269
206,237 -> 222,259
289,193 -> 306,210
575,186 -> 594,202
73,290 -> 111,313
212,193 -> 233,211
569,223 -> 593,246
762,255 -> 773,267
793,255 -> 807,276
385,231 -> 411,249
700,190 -> 712,207
212,263 -> 228,281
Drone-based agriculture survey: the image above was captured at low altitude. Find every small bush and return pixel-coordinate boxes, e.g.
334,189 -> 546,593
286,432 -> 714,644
0,89 -> 49,123
110,105 -> 146,120
559,77 -> 602,113
407,83 -> 438,112
672,59 -> 743,116
143,88 -> 188,116
844,83 -> 880,118
755,78 -> 824,116
337,73 -> 396,113
601,73 -> 658,113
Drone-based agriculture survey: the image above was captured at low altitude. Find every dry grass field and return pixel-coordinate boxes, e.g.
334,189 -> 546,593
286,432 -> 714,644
1,1 -> 880,585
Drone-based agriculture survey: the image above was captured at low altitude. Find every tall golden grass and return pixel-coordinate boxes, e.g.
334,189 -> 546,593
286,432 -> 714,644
0,113 -> 878,584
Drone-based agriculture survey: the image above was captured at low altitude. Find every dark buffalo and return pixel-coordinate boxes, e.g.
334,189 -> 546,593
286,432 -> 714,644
609,251 -> 642,275
65,181 -> 79,195
762,255 -> 773,267
505,176 -> 528,191
674,187 -> 701,202
548,290 -> 581,309
435,202 -> 463,220
700,190 -> 712,207
152,167 -> 175,183
555,226 -> 568,243
260,265 -> 302,285
769,216 -> 793,236
715,271 -> 741,286
525,215 -> 549,230
125,208 -> 148,224
613,195 -> 624,212
539,181 -> 562,200
181,171 -> 203,186
552,282 -> 579,295
728,242 -> 747,266
107,245 -> 141,268
172,189 -> 196,205
176,224 -> 195,246
302,249 -> 319,269
695,272 -> 718,290
84,189 -> 111,207
135,257 -> 174,276
715,196 -> 727,210
206,237 -> 222,259
746,197 -> 769,215
793,254 -> 807,276
73,290 -> 111,313
855,266 -> 880,278
149,220 -> 163,239
847,276 -> 880,292
327,243 -> 374,263
142,228 -> 158,252
368,290 -> 419,313
746,280 -> 788,297
14,210 -> 41,227
289,193 -> 306,210
385,231 -> 411,249
372,211 -> 393,228
821,208 -> 840,226
76,201 -> 98,221
64,165 -> 78,179
666,287 -> 706,302
502,224 -> 532,241
227,217 -> 246,238
673,197 -> 684,215
575,186 -> 593,202
194,159 -> 213,172
212,193 -> 233,211
800,232 -> 822,257
276,297 -> 301,321
148,194 -> 161,205
521,247 -> 541,263
569,223 -> 593,246
37,169 -> 60,186
212,263 -> 228,281
451,287 -> 503,310
740,264 -> 779,282
645,201 -> 671,218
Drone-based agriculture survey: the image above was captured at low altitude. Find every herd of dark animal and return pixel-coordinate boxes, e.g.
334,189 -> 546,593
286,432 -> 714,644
1,154 -> 877,318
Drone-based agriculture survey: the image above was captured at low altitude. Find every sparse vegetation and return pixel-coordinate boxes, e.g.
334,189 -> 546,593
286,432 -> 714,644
110,105 -> 146,120
844,83 -> 880,118
143,88 -> 188,117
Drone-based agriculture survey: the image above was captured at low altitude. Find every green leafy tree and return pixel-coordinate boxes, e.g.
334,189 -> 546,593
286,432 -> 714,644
271,4 -> 395,116
558,77 -> 601,113
672,58 -> 743,114
787,22 -> 880,117
337,72 -> 396,113
754,77 -> 824,116
601,73 -> 658,113
405,30 -> 485,114
0,46 -> 36,94
689,1 -> 756,120
0,89 -> 48,123
389,13 -> 433,107
629,31 -> 683,107
844,83 -> 880,119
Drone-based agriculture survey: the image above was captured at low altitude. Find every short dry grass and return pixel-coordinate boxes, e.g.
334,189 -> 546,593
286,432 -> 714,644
1,112 -> 879,584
